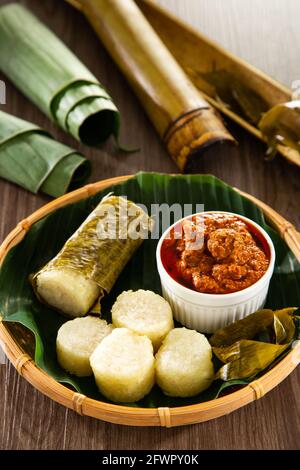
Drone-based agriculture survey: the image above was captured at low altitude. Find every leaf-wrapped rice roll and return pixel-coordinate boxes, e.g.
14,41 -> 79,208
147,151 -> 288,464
31,195 -> 151,317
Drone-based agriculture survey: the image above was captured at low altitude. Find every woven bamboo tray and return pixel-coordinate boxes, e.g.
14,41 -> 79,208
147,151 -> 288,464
0,175 -> 300,427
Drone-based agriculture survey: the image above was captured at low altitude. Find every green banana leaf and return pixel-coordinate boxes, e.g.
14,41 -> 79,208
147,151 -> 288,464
0,4 -> 119,146
0,172 -> 299,407
0,111 -> 91,197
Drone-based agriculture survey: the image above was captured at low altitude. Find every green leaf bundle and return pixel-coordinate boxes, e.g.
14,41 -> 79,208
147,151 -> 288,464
0,110 -> 90,197
0,3 -> 119,146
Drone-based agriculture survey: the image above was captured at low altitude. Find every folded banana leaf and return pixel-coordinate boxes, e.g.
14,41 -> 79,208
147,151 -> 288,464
211,308 -> 299,381
1,173 -> 300,407
259,101 -> 300,157
0,4 -> 119,146
0,111 -> 90,197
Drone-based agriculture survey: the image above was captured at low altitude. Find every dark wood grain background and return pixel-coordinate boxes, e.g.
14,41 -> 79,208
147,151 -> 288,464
0,0 -> 299,450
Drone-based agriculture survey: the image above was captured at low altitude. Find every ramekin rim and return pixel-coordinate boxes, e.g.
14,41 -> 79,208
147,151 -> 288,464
156,211 -> 276,301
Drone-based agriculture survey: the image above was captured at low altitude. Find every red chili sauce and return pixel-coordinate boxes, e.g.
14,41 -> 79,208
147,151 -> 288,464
161,213 -> 270,294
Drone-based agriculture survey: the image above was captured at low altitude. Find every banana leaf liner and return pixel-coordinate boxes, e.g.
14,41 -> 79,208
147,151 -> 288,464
31,195 -> 152,316
211,308 -> 300,381
0,4 -> 119,146
0,110 -> 90,197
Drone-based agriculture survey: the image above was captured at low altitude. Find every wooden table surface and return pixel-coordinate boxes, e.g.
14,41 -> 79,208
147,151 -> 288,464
0,0 -> 299,450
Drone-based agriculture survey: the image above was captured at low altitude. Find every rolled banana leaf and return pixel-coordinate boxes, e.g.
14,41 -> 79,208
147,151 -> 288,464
0,4 -> 119,146
211,308 -> 299,381
31,195 -> 152,318
0,110 -> 90,197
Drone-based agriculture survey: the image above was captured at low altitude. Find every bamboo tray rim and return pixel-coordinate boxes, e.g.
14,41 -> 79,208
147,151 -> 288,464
0,174 -> 300,427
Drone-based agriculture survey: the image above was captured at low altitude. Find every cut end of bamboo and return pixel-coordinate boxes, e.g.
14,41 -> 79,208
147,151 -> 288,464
164,108 -> 236,171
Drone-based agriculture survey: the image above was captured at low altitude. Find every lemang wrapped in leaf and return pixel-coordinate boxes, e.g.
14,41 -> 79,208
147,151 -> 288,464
31,195 -> 152,317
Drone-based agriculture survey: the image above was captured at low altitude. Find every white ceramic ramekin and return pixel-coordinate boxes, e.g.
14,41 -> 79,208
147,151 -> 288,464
156,211 -> 276,333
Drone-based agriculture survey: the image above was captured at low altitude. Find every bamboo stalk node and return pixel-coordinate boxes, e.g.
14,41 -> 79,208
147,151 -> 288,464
249,380 -> 265,400
72,392 -> 86,415
158,407 -> 172,427
15,353 -> 31,376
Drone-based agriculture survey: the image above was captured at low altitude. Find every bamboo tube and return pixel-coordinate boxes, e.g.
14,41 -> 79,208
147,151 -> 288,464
0,175 -> 299,427
65,0 -> 235,171
136,0 -> 300,168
